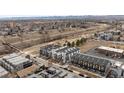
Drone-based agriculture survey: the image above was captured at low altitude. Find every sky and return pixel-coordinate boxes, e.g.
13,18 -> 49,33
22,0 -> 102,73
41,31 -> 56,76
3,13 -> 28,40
0,0 -> 124,17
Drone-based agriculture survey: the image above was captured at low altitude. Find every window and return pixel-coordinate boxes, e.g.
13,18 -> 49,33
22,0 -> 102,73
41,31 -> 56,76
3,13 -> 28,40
87,63 -> 90,67
101,66 -> 105,72
84,62 -> 87,66
95,65 -> 98,69
99,66 -> 101,70
82,61 -> 85,65
90,63 -> 92,67
93,64 -> 95,69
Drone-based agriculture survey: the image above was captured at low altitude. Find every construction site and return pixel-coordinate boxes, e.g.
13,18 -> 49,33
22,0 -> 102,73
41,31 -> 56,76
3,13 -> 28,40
0,17 -> 124,78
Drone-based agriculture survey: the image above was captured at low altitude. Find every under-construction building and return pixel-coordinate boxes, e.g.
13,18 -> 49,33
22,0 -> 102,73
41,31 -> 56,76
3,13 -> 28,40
111,30 -> 121,35
40,45 -> 124,77
96,46 -> 124,58
70,53 -> 112,76
96,32 -> 113,41
40,45 -> 80,63
52,46 -> 80,63
40,44 -> 60,58
0,53 -> 33,72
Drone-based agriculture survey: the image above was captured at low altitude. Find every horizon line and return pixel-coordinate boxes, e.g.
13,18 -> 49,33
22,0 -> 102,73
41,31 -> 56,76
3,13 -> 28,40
0,15 -> 124,18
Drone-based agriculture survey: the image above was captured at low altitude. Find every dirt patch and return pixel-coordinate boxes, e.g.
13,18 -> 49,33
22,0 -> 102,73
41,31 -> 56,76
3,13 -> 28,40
79,39 -> 113,53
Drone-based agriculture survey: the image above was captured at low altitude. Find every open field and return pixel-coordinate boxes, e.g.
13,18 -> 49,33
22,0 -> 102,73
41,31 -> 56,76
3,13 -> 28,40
0,22 -> 110,55
22,24 -> 112,56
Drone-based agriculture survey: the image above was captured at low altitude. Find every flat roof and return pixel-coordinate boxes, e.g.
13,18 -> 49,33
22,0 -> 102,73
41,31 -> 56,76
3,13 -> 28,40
59,72 -> 67,77
54,46 -> 68,52
0,66 -> 8,77
3,53 -> 19,60
7,56 -> 29,66
55,47 -> 79,54
27,74 -> 43,78
114,62 -> 122,67
112,30 -> 121,32
48,67 -> 56,72
121,65 -> 124,69
97,46 -> 124,53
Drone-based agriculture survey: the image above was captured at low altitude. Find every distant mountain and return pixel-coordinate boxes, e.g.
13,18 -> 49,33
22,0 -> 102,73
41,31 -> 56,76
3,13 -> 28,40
1,15 -> 124,21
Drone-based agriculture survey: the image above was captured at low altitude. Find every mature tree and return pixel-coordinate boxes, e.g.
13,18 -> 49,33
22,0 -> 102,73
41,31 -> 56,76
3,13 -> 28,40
76,39 -> 80,46
94,33 -> 97,37
63,43 -> 66,46
84,38 -> 87,42
71,41 -> 75,47
67,42 -> 71,47
80,38 -> 84,44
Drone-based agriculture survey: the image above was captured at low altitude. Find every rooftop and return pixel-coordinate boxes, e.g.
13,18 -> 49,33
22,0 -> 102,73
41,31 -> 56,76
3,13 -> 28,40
3,53 -> 30,66
72,53 -> 112,66
27,66 -> 82,78
85,48 -> 124,63
97,46 -> 124,53
42,44 -> 60,51
55,46 -> 79,54
114,62 -> 122,67
3,53 -> 20,60
7,56 -> 29,66
121,65 -> 124,69
0,66 -> 8,77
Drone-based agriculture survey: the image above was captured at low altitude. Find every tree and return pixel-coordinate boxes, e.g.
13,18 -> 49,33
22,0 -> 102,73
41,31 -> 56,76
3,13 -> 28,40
76,39 -> 80,46
80,38 -> 84,44
71,41 -> 75,47
67,42 -> 71,47
63,43 -> 66,46
84,38 -> 87,42
94,33 -> 97,37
